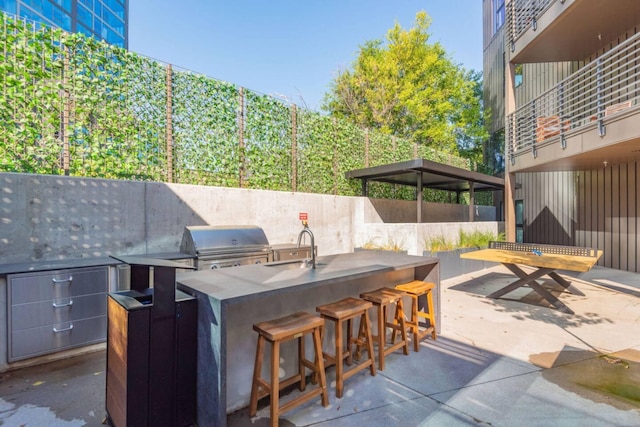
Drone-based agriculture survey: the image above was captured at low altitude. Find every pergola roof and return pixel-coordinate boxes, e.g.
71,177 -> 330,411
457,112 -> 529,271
346,159 -> 504,223
345,158 -> 505,194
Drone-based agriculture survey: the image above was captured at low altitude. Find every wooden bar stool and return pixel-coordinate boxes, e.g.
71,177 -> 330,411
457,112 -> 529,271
315,297 -> 376,398
395,280 -> 437,352
249,311 -> 329,427
359,288 -> 409,371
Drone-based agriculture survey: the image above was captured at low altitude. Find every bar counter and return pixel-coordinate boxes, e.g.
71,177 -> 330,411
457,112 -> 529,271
176,250 -> 440,427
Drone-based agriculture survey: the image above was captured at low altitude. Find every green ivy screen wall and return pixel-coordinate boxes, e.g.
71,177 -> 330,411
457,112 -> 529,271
0,13 -> 480,200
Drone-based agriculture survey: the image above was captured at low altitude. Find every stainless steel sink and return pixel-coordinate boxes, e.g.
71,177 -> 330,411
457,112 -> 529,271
264,260 -> 326,270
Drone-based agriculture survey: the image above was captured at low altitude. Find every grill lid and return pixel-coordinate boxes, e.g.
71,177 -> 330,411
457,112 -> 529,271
180,225 -> 270,256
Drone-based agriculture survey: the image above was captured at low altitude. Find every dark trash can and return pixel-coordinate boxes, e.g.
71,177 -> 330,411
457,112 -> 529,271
106,256 -> 197,427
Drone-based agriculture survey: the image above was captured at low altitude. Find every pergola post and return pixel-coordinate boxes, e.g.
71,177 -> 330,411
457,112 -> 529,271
416,172 -> 423,223
468,181 -> 475,222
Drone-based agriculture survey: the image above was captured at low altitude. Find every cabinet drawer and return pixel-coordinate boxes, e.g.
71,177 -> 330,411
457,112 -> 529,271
9,316 -> 107,362
11,293 -> 107,331
9,266 -> 108,304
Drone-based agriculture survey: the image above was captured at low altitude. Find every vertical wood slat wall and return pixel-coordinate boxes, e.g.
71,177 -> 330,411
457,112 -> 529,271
514,61 -> 583,107
482,0 -> 505,135
516,162 -> 639,272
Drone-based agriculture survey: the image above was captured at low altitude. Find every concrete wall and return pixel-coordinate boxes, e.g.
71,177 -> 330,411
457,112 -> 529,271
0,173 -> 357,262
0,172 -> 499,262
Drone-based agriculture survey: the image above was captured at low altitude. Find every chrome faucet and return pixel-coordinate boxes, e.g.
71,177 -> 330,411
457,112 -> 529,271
296,220 -> 316,269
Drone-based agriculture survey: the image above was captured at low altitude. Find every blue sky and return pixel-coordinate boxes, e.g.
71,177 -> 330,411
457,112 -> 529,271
129,1 -> 482,111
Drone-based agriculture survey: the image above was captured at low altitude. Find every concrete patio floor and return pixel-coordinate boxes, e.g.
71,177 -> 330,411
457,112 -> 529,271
1,264 -> 639,426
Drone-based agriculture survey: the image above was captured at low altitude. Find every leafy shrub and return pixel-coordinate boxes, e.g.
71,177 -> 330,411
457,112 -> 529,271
360,235 -> 406,252
424,229 -> 504,252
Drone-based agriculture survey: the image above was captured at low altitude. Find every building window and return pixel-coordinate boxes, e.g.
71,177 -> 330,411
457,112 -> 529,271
19,0 -> 72,32
102,5 -> 124,36
1,0 -> 126,48
486,129 -> 505,176
53,0 -> 72,13
494,0 -> 505,34
103,0 -> 125,20
494,130 -> 505,175
515,199 -> 524,242
515,64 -> 523,87
77,3 -> 92,28
0,0 -> 18,15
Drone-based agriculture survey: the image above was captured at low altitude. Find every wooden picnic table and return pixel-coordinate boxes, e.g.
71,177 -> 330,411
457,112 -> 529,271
460,242 -> 602,314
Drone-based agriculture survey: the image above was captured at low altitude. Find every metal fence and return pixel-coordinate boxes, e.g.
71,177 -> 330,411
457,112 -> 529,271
506,29 -> 640,162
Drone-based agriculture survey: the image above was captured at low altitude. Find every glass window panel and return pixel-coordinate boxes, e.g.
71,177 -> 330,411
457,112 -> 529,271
94,18 -> 105,38
515,64 -> 523,87
103,6 -> 123,36
0,0 -> 17,14
78,0 -> 93,8
493,0 -> 505,34
22,0 -> 49,15
93,1 -> 102,18
21,0 -> 72,31
21,2 -> 45,20
52,0 -> 72,12
18,7 -> 48,28
77,3 -> 92,28
515,200 -> 524,224
103,0 -> 125,20
77,22 -> 93,38
52,7 -> 71,31
105,25 -> 123,47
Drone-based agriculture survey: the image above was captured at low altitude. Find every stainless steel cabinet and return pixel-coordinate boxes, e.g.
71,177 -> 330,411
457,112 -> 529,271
8,266 -> 109,362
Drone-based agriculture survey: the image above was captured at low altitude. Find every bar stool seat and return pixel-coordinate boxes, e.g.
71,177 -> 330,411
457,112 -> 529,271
316,297 -> 376,398
395,280 -> 437,352
249,311 -> 329,427
359,288 -> 409,371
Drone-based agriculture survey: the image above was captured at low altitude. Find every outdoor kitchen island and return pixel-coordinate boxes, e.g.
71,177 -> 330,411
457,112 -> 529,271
176,250 -> 440,427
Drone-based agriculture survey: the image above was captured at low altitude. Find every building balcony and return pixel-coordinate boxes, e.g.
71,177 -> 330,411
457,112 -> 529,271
506,31 -> 640,173
507,0 -> 640,63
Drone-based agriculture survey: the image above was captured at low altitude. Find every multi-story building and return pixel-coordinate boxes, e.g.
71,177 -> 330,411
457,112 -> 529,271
0,0 -> 127,48
484,0 -> 640,272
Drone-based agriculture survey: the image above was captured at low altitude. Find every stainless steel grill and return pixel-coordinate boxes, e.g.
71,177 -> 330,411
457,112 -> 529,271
180,225 -> 272,270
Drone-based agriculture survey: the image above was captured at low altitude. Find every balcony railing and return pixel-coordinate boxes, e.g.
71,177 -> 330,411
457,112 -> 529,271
506,0 -> 555,51
507,30 -> 640,164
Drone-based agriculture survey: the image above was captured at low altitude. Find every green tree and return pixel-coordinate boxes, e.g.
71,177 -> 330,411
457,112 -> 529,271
323,11 -> 487,156
455,69 -> 488,164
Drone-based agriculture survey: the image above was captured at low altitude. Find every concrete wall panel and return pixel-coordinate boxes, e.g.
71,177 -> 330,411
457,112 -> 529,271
1,173 -> 498,263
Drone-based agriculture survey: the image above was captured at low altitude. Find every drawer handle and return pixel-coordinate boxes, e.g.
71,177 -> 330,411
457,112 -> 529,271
52,300 -> 74,308
52,276 -> 73,284
53,324 -> 74,333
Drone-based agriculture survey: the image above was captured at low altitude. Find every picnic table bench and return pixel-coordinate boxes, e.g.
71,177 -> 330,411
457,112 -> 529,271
460,241 -> 602,314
